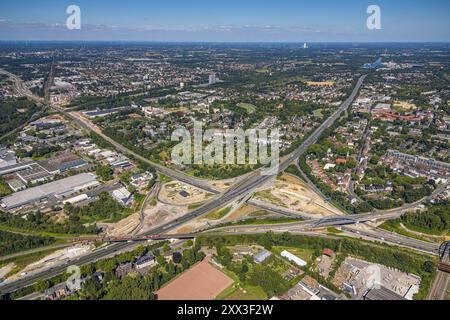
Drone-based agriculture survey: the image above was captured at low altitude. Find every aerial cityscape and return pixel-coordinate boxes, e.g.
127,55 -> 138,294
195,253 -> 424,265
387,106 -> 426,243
0,0 -> 448,306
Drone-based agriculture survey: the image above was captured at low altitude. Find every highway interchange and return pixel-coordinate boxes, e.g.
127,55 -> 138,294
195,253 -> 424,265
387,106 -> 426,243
0,71 -> 447,298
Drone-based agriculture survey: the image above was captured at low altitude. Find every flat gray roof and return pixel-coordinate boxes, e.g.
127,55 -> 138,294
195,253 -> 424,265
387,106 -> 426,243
1,173 -> 99,209
364,287 -> 406,301
0,162 -> 35,176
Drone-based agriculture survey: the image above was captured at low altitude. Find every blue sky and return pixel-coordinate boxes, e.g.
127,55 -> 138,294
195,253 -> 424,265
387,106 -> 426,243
0,0 -> 449,42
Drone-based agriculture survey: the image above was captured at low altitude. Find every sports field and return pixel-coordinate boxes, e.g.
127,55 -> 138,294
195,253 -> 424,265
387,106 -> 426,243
156,256 -> 234,300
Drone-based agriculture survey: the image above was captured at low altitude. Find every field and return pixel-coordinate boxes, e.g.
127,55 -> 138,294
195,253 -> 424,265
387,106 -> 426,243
0,178 -> 12,197
313,109 -> 324,118
203,207 -> 232,220
159,181 -> 212,205
215,268 -> 268,300
1,248 -> 62,279
379,220 -> 445,243
255,174 -> 341,216
272,246 -> 314,263
237,103 -> 256,114
393,100 -> 417,112
217,283 -> 267,300
156,257 -> 234,300
255,68 -> 270,74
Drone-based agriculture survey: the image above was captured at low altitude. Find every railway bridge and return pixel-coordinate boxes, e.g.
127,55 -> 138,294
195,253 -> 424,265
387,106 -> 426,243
438,241 -> 450,273
73,234 -> 196,245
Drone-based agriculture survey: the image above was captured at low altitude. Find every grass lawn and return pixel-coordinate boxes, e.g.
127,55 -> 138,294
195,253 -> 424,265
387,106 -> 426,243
215,268 -> 267,300
2,249 -> 62,278
159,173 -> 173,183
185,169 -> 198,177
204,207 -> 231,220
399,222 -> 449,238
255,68 -> 270,74
0,179 -> 12,197
272,246 -> 314,263
313,109 -> 324,118
188,203 -> 205,210
102,211 -> 134,223
223,284 -> 268,300
0,224 -> 90,240
327,227 -> 343,234
237,103 -> 256,114
79,208 -> 133,224
230,217 -> 301,226
379,220 -> 438,243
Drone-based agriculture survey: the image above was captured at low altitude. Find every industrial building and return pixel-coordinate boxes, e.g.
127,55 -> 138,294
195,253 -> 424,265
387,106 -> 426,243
0,162 -> 53,190
281,250 -> 307,267
0,162 -> 37,177
0,173 -> 100,210
83,105 -> 138,118
14,162 -> 53,185
332,257 -> 421,300
111,187 -> 132,205
0,152 -> 88,192
364,286 -> 407,301
38,152 -> 87,174
0,149 -> 17,168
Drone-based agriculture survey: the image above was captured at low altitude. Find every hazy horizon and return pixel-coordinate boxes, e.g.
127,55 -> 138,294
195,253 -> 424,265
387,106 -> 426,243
0,0 -> 449,42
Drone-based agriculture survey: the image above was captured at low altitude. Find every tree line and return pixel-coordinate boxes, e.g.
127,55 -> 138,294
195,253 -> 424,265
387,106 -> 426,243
0,230 -> 55,256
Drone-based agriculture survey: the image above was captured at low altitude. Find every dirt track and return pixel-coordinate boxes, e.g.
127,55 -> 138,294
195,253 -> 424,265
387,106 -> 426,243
156,256 -> 234,300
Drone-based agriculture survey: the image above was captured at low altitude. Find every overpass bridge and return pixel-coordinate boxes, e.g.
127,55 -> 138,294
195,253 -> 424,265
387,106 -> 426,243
438,241 -> 450,273
73,234 -> 196,245
311,217 -> 356,228
428,241 -> 450,300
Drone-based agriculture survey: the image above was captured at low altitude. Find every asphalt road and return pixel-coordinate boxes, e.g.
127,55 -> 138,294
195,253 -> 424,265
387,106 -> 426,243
3,70 -> 448,298
208,186 -> 445,235
0,74 -> 368,295
340,226 -> 439,255
239,183 -> 447,229
57,107 -> 220,194
0,68 -> 45,105
0,243 -> 73,262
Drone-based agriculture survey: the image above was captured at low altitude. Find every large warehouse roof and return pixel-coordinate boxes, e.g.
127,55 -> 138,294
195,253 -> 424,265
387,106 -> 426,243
364,286 -> 407,301
1,173 -> 99,209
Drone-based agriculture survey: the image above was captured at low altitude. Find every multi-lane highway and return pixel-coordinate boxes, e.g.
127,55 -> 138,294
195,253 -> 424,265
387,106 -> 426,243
168,75 -> 368,220
240,182 -> 447,228
340,226 -> 440,255
0,68 -> 45,105
58,75 -> 369,239
0,68 -> 48,141
0,67 -> 221,195
1,70 -> 446,298
56,107 -> 221,194
208,185 -> 446,235
0,73 -> 368,295
204,222 -> 440,256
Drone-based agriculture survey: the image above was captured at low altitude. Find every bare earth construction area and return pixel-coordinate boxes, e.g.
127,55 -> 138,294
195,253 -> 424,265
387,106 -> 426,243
156,257 -> 234,300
